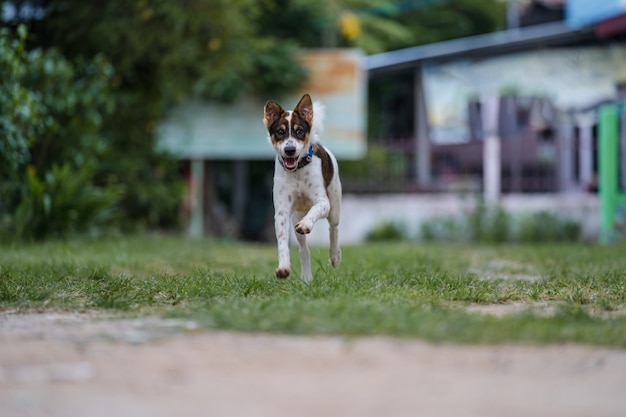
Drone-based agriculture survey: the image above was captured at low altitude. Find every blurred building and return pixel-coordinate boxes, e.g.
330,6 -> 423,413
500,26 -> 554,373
363,0 -> 626,196
159,0 -> 626,242
158,50 -> 366,239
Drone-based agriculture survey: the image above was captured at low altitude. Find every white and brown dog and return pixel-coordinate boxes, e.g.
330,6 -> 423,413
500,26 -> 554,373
263,93 -> 341,282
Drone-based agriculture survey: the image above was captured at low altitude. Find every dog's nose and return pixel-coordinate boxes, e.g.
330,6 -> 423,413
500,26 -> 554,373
285,146 -> 296,156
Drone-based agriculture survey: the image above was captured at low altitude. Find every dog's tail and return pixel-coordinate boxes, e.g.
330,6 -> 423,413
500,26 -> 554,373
312,101 -> 325,141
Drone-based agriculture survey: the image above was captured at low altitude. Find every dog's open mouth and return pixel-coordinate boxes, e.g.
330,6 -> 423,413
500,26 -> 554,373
282,157 -> 298,170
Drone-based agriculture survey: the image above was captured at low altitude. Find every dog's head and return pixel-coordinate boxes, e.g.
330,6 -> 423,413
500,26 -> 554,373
263,94 -> 316,171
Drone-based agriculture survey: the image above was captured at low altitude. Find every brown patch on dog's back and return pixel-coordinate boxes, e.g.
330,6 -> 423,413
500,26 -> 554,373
313,143 -> 334,189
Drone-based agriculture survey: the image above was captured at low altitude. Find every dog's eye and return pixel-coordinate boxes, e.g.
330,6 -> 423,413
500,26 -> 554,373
295,128 -> 304,137
276,128 -> 285,136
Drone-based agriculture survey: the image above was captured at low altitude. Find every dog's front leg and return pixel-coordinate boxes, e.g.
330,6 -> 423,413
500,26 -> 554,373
294,198 -> 330,235
274,207 -> 291,278
293,211 -> 312,283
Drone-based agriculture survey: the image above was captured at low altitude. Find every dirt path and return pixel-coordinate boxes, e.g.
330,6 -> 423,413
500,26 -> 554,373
1,312 -> 625,417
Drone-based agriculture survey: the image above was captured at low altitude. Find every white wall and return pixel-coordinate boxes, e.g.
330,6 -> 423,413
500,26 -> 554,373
301,193 -> 600,245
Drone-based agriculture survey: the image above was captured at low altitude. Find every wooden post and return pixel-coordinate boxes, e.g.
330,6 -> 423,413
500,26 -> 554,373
414,65 -> 431,188
557,121 -> 576,192
577,113 -> 594,191
188,159 -> 204,237
507,0 -> 520,29
232,160 -> 248,236
482,97 -> 501,204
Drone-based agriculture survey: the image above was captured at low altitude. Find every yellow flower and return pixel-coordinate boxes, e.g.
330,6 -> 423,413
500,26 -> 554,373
207,38 -> 222,51
340,12 -> 360,40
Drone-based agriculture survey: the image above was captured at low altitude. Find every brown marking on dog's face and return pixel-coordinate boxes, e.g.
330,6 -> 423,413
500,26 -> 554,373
313,143 -> 334,189
264,101 -> 289,145
264,101 -> 283,128
290,94 -> 313,149
264,94 -> 315,171
294,94 -> 313,126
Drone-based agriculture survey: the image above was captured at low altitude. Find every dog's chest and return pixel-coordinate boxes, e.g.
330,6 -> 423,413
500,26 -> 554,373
291,185 -> 326,211
274,163 -> 327,211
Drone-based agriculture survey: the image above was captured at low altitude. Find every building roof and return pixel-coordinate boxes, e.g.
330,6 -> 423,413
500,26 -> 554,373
364,21 -> 595,77
566,0 -> 626,28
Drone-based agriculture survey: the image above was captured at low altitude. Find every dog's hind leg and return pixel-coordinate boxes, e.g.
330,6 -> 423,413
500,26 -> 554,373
328,208 -> 341,268
293,211 -> 312,283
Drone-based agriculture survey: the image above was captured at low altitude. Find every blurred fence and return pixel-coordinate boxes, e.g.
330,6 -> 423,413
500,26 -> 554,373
342,96 -> 600,196
341,131 -> 564,194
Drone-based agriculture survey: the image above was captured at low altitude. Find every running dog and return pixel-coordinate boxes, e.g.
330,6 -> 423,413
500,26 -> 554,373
263,93 -> 341,282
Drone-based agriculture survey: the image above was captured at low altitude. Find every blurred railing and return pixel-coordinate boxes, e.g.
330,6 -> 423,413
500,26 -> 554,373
341,128 -> 585,195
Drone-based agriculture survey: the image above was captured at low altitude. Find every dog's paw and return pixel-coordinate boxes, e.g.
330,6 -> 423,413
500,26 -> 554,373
301,271 -> 312,284
330,248 -> 342,268
275,266 -> 291,279
295,220 -> 312,235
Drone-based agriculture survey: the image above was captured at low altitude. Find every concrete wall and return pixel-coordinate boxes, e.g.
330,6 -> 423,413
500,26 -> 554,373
302,193 -> 600,245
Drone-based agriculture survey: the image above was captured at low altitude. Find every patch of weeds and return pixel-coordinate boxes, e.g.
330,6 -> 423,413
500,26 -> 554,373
0,266 -> 19,302
420,216 -> 465,241
366,220 -> 407,242
517,210 -> 581,243
421,204 -> 581,243
467,202 -> 512,243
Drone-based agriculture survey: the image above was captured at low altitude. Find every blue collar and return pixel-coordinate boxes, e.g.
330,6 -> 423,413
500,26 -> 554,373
279,145 -> 313,171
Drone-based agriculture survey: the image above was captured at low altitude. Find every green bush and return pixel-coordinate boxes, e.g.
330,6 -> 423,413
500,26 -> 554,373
0,25 -> 41,214
420,216 -> 465,241
419,204 -> 580,243
0,26 -> 118,240
517,210 -> 581,243
467,202 -> 512,243
14,164 -> 119,240
366,221 -> 407,242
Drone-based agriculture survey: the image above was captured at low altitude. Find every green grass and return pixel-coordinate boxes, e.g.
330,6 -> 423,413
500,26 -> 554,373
1,235 -> 625,347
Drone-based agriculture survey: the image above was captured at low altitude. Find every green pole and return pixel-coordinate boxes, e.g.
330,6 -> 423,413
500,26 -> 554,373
598,104 -> 618,244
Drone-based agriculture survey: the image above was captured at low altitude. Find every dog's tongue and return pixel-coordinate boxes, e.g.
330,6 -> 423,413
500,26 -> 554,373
284,157 -> 297,169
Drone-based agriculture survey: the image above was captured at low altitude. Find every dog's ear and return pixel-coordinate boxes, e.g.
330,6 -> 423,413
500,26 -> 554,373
264,101 -> 284,128
294,94 -> 313,124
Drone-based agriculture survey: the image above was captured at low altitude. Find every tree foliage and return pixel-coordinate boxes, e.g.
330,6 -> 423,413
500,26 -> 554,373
0,25 -> 37,213
0,25 -> 117,239
1,0 -> 506,238
18,0 -> 309,103
7,0 -> 314,233
347,0 -> 507,53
